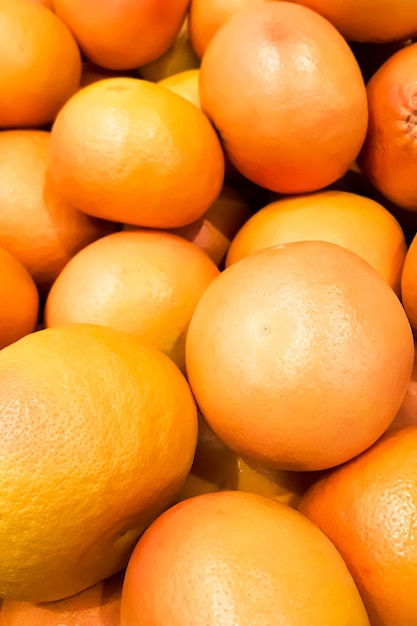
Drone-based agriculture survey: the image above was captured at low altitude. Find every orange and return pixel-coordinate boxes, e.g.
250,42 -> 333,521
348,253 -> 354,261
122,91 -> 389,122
0,0 -> 81,128
177,413 -> 317,508
299,427 -> 417,626
226,189 -> 407,295
0,323 -> 197,601
185,240 -> 414,471
401,233 -> 417,330
293,0 -> 417,43
0,570 -> 123,625
54,0 -> 189,70
120,491 -> 370,625
388,340 -> 417,432
0,245 -> 39,350
49,77 -> 225,228
44,230 -> 220,372
28,0 -> 55,9
199,2 -> 368,194
139,18 -> 200,83
158,68 -> 201,108
168,183 -> 253,266
188,0 -> 269,59
0,129 -> 115,296
358,43 -> 417,211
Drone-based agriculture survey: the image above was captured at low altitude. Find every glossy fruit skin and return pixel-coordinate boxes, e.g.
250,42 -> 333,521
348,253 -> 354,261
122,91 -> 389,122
199,2 -> 368,194
0,324 -> 197,602
186,240 -> 414,471
120,491 -> 370,626
299,427 -> 417,626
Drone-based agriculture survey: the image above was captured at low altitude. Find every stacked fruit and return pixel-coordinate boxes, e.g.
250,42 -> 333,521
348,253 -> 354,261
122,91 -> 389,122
1,1 -> 417,625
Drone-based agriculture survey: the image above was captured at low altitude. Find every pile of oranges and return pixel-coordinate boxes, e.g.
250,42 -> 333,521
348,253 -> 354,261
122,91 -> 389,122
1,0 -> 417,624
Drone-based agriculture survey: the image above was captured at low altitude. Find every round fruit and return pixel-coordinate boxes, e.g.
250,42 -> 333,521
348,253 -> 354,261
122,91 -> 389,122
226,189 -> 407,295
158,68 -> 201,108
120,491 -> 370,625
186,240 -> 414,471
0,0 -> 81,128
0,129 -> 115,295
0,245 -> 39,350
0,324 -> 197,602
54,0 -> 189,70
299,426 -> 417,626
358,43 -> 417,211
49,77 -> 225,228
199,2 -> 368,194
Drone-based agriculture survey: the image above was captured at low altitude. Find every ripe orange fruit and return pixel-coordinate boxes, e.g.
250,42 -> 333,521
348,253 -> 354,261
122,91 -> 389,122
139,18 -> 200,82
0,570 -> 123,625
44,230 -> 220,371
120,491 -> 370,625
158,68 -> 201,108
49,77 -> 225,228
0,323 -> 197,602
54,0 -> 189,70
293,0 -> 417,43
168,183 -> 253,266
186,240 -> 414,471
0,129 -> 115,296
299,427 -> 417,626
188,0 -> 269,59
226,189 -> 407,295
388,340 -> 417,432
199,2 -> 368,194
401,233 -> 417,330
0,0 -> 81,128
358,43 -> 417,211
0,245 -> 39,350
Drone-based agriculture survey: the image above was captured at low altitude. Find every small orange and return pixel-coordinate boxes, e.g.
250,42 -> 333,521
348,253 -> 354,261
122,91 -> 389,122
0,129 -> 115,296
54,0 -> 190,70
0,0 -> 81,128
168,183 -> 253,266
120,491 -> 370,625
188,0 -> 269,59
44,230 -> 220,371
299,426 -> 417,626
186,240 -> 414,471
158,69 -> 201,108
358,42 -> 417,211
49,77 -> 225,228
199,2 -> 368,194
0,570 -> 123,625
293,0 -> 417,43
0,245 -> 39,350
225,189 -> 407,294
0,323 -> 197,602
401,233 -> 417,330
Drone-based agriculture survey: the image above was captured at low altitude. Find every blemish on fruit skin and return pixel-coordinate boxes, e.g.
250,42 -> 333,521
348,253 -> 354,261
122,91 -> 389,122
405,109 -> 417,140
261,324 -> 270,335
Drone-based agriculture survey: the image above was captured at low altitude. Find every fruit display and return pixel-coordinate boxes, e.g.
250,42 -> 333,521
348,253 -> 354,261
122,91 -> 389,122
1,1 -> 417,624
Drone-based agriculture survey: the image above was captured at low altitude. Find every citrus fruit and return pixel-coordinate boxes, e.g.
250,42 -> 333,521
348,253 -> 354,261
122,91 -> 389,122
293,0 -> 417,43
139,18 -> 200,82
299,426 -> 417,626
388,340 -> 417,432
0,570 -> 123,625
0,0 -> 81,128
0,245 -> 39,350
199,2 -> 368,194
48,77 -> 225,228
0,323 -> 197,602
0,129 -> 115,295
225,189 -> 407,295
158,68 -> 201,108
54,0 -> 189,70
44,230 -> 220,372
358,42 -> 417,211
168,182 -> 253,266
186,240 -> 414,471
401,233 -> 417,330
120,491 -> 370,625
